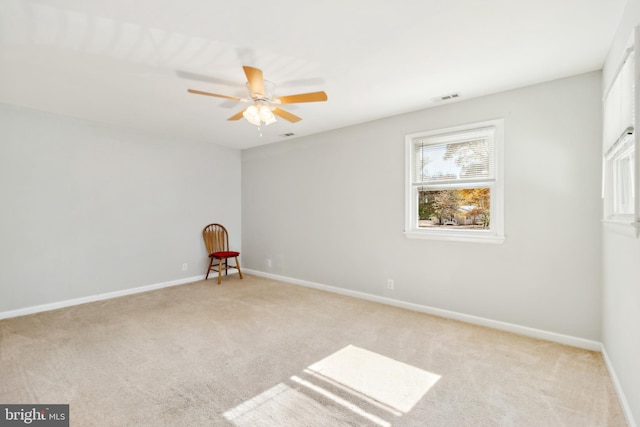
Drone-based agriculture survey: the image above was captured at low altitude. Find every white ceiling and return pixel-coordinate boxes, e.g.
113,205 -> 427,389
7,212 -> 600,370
0,0 -> 627,149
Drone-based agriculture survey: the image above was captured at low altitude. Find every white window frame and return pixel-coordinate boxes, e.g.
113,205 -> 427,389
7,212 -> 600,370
404,118 -> 505,244
612,135 -> 635,216
603,132 -> 638,232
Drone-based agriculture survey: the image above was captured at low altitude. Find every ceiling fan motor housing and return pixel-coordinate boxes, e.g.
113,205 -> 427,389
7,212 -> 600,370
248,80 -> 276,101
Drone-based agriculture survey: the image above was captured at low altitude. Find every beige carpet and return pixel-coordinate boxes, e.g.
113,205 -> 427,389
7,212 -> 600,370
0,275 -> 626,426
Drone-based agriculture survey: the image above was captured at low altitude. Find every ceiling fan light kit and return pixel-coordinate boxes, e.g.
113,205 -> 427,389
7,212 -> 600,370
243,102 -> 276,126
188,65 -> 328,127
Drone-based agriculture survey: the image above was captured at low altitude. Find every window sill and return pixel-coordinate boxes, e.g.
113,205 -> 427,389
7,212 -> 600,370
601,218 -> 640,238
404,230 -> 505,244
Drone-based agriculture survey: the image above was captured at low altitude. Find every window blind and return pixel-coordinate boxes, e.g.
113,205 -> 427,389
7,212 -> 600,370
604,50 -> 635,153
412,127 -> 496,185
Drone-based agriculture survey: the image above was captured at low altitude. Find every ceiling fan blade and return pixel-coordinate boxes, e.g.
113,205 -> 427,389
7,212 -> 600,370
276,91 -> 328,104
187,89 -> 243,101
228,110 -> 245,121
272,107 -> 302,123
243,66 -> 265,97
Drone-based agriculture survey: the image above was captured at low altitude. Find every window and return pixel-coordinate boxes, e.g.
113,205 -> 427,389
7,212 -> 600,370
405,119 -> 504,243
604,131 -> 636,222
602,43 -> 638,235
611,135 -> 635,216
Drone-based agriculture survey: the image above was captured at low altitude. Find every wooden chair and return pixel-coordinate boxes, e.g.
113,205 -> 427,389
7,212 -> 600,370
202,223 -> 243,284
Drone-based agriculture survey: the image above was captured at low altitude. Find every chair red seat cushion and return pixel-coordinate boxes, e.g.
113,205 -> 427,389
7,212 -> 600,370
210,251 -> 240,258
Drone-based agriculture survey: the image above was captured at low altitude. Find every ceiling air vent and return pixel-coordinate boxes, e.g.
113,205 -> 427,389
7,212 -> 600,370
440,93 -> 461,101
280,132 -> 295,137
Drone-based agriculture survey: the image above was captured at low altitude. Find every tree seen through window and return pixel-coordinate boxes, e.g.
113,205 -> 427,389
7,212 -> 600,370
418,188 -> 490,229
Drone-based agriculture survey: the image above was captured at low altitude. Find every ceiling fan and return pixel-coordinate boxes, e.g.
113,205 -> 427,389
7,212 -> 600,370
187,66 -> 328,126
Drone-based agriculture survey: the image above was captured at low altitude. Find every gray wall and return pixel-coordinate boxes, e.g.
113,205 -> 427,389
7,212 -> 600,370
0,103 -> 241,313
242,71 -> 603,340
601,0 -> 640,423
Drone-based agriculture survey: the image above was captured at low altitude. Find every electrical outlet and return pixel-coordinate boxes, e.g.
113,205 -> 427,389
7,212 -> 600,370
387,279 -> 394,290
266,259 -> 272,268
182,263 -> 188,271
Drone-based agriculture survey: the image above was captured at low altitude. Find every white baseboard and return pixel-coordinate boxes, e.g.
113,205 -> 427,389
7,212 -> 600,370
0,274 -> 207,320
601,345 -> 637,427
244,269 -> 602,352
2,268 -> 602,353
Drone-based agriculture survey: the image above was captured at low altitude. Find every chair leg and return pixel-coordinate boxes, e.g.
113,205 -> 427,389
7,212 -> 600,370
205,257 -> 214,280
217,258 -> 223,285
235,256 -> 243,279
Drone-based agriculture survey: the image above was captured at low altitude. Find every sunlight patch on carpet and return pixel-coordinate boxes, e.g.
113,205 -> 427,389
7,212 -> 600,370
290,375 -> 390,426
222,382 -> 356,427
307,344 -> 441,413
223,345 -> 440,426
